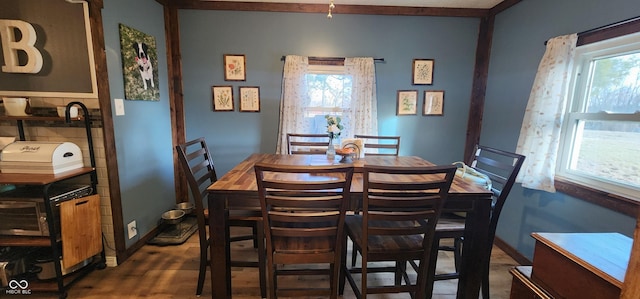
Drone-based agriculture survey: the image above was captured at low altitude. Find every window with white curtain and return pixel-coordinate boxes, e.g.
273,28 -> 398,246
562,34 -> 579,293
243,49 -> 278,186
557,32 -> 640,200
304,64 -> 353,135
276,56 -> 377,154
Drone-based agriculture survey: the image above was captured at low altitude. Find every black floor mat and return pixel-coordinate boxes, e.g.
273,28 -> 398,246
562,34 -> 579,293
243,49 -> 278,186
147,216 -> 198,245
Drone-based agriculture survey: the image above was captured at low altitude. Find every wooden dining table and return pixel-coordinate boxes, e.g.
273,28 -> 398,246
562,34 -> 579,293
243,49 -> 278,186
207,153 -> 493,299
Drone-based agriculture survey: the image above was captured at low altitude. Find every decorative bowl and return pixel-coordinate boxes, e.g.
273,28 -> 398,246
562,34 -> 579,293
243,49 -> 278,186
162,209 -> 185,225
335,148 -> 356,163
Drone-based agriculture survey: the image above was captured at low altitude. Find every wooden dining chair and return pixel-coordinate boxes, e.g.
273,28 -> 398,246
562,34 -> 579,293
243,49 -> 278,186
286,133 -> 331,155
431,145 -> 525,299
354,134 -> 400,156
341,164 -> 457,299
254,163 -> 354,299
175,138 -> 266,297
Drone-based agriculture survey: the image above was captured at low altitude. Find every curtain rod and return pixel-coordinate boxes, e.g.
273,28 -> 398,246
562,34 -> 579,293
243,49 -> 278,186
280,56 -> 385,62
544,15 -> 640,45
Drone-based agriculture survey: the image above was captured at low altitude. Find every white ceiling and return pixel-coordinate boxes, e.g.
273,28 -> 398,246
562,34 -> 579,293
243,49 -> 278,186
210,0 -> 505,9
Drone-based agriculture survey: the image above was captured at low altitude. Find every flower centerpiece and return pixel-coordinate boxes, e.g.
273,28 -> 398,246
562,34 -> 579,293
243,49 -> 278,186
325,115 -> 343,139
325,115 -> 343,159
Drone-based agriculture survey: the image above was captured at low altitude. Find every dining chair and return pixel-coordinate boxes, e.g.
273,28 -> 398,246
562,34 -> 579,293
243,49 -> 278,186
431,145 -> 525,299
354,134 -> 400,156
254,163 -> 354,299
341,164 -> 457,299
286,133 -> 331,155
175,137 -> 266,297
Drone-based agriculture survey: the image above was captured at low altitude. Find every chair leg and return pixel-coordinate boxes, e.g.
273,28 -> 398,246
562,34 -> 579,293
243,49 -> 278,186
425,236 -> 440,299
454,237 -> 463,272
256,221 -> 267,298
339,235 -> 347,295
252,222 -> 259,249
351,243 -> 358,267
481,253 -> 490,299
196,245 -> 208,296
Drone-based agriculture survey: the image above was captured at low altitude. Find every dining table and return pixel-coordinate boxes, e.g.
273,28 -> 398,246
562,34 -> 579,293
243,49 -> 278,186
207,153 -> 493,299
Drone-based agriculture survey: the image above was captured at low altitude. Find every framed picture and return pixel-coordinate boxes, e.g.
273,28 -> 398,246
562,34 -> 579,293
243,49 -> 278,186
212,86 -> 234,111
397,90 -> 418,115
412,59 -> 434,85
224,54 -> 246,81
239,86 -> 260,112
119,24 -> 160,101
423,90 -> 444,116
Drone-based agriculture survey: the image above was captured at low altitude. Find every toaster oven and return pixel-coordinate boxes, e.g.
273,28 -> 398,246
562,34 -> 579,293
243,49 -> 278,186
0,184 -> 93,236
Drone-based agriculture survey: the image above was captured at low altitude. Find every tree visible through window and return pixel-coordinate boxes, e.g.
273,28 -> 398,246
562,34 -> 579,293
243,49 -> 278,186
304,66 -> 352,136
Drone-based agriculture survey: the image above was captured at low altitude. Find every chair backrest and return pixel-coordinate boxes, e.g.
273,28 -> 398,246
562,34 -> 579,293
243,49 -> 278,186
354,134 -> 400,156
175,138 -> 217,246
362,165 -> 456,258
468,145 -> 525,237
286,133 -> 331,155
254,163 -> 354,264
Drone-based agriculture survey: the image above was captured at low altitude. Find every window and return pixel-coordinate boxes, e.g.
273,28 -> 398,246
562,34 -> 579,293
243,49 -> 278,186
557,32 -> 640,200
304,64 -> 352,136
277,56 -> 377,154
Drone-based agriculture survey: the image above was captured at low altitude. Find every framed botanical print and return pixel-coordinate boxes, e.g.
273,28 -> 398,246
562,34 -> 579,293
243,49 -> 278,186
224,54 -> 246,81
397,90 -> 418,115
239,86 -> 260,112
212,85 -> 234,111
423,90 -> 444,116
412,59 -> 434,85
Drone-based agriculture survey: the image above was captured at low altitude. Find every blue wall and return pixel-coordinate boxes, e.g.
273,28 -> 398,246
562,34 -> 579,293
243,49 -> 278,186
485,0 -> 639,259
178,10 -> 480,175
98,0 -> 639,257
102,0 -> 175,248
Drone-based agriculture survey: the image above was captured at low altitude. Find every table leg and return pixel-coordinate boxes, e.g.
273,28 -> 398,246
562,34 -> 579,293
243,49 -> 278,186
457,197 -> 491,299
209,193 -> 231,298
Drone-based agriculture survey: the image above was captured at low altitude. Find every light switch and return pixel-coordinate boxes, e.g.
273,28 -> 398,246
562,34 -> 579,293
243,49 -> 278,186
114,98 -> 125,116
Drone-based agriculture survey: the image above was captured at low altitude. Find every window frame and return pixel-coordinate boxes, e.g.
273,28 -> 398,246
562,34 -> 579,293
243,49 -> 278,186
555,30 -> 640,216
303,63 -> 352,136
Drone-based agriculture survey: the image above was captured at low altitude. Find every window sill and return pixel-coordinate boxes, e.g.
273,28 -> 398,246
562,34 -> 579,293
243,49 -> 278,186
554,177 -> 639,217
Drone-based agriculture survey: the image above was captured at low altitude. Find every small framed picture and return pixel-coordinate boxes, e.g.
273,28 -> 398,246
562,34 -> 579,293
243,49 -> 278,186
412,59 -> 434,85
239,86 -> 260,112
423,90 -> 444,116
224,54 -> 246,81
212,86 -> 234,111
397,90 -> 418,115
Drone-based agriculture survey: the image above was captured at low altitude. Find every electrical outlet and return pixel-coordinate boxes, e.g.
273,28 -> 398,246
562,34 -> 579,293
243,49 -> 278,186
127,220 -> 137,239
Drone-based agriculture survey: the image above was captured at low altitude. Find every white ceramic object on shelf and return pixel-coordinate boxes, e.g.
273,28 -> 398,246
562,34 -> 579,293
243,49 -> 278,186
57,106 -> 78,118
2,97 -> 28,116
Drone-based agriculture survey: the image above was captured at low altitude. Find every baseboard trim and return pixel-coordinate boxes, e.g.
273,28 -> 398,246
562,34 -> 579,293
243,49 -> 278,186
494,236 -> 532,266
117,225 -> 162,265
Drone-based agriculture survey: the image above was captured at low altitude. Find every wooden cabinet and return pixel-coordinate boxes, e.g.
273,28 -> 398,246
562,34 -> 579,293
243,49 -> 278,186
509,232 -> 632,299
509,266 -> 552,299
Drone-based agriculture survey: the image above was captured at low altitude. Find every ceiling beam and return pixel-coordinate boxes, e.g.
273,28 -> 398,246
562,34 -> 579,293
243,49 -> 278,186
168,0 -> 490,17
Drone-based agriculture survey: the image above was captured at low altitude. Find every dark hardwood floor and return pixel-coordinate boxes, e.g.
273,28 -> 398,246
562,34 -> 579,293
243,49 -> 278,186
39,227 -> 518,298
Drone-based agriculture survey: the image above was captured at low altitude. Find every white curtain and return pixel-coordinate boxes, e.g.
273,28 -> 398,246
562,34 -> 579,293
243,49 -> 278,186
276,55 -> 309,154
515,34 -> 578,192
345,57 -> 378,139
276,55 -> 378,154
